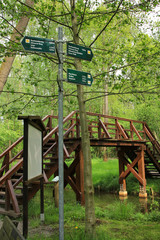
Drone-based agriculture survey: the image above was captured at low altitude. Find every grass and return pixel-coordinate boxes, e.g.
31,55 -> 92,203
27,186 -> 160,240
16,157 -> 160,239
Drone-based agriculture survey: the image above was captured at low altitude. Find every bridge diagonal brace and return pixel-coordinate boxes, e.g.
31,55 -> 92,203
63,146 -> 84,205
116,120 -> 129,139
118,147 -> 147,198
64,169 -> 81,199
7,180 -> 20,214
119,152 -> 141,182
119,151 -> 144,185
99,119 -> 111,139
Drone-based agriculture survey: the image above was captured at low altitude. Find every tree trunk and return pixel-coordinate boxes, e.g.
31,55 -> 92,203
103,68 -> 109,161
0,0 -> 34,93
70,0 -> 96,237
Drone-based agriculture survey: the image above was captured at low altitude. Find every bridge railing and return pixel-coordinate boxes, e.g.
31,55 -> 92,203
1,111 -> 159,181
86,112 -> 146,141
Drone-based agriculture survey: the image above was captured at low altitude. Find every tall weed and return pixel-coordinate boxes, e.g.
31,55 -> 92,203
106,201 -> 136,220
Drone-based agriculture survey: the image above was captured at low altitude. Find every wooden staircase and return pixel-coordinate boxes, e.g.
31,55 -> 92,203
0,111 -> 160,216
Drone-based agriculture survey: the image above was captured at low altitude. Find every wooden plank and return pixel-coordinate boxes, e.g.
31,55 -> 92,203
63,144 -> 69,158
0,227 -> 9,240
7,180 -> 20,214
13,175 -> 23,189
43,170 -> 48,183
0,208 -> 21,218
2,216 -> 25,239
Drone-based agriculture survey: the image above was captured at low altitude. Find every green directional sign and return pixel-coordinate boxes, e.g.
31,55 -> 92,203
21,36 -> 55,53
67,43 -> 93,61
67,69 -> 93,86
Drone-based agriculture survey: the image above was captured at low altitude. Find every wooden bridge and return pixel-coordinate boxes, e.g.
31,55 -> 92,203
0,110 -> 160,216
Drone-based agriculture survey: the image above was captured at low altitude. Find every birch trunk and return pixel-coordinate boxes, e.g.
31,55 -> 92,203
0,0 -> 34,93
70,0 -> 96,237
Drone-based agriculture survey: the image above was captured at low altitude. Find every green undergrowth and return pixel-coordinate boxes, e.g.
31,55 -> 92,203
27,185 -> 160,240
26,157 -> 160,239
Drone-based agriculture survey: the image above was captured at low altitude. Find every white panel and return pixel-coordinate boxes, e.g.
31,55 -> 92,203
28,124 -> 42,180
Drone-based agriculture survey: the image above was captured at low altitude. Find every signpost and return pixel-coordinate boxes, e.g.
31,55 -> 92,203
18,116 -> 45,239
21,36 -> 55,53
21,33 -> 94,240
67,42 -> 93,61
57,27 -> 64,240
67,69 -> 93,86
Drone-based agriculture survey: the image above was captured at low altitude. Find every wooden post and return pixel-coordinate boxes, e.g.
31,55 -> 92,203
5,153 -> 10,211
118,149 -> 127,197
54,182 -> 59,208
76,113 -> 80,138
115,119 -> 118,139
98,117 -> 101,138
40,178 -> 44,222
138,147 -> 147,198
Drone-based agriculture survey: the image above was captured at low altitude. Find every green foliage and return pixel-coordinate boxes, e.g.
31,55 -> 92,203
106,201 -> 136,220
0,118 -> 22,152
27,182 -> 160,240
0,0 -> 160,123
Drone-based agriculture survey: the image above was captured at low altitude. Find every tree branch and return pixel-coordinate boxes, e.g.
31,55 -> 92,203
93,51 -> 160,79
78,0 -> 88,34
89,0 -> 124,47
16,0 -> 72,29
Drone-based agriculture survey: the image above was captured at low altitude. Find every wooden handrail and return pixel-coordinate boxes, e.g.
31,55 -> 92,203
43,111 -> 77,145
0,137 -> 23,159
144,125 -> 160,154
0,160 -> 23,186
86,111 -> 145,124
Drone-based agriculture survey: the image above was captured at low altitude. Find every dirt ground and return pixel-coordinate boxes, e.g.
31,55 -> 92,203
0,218 -> 55,238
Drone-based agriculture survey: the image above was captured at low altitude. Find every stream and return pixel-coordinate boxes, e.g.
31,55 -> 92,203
94,192 -> 160,213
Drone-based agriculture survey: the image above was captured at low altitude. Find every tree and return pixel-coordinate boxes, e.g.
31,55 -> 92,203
0,0 -> 160,237
0,0 -> 34,92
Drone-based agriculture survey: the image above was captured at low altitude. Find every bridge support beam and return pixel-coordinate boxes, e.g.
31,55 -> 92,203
117,146 -> 147,198
118,150 -> 128,197
63,144 -> 85,206
138,147 -> 147,198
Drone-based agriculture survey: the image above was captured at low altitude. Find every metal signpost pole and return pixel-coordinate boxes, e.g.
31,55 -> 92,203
58,26 -> 64,240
